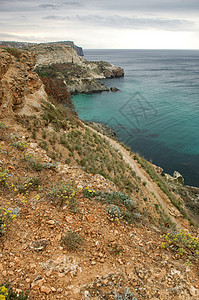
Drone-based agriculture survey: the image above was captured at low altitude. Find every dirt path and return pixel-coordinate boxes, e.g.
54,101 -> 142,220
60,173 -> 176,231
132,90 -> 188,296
86,125 -> 189,229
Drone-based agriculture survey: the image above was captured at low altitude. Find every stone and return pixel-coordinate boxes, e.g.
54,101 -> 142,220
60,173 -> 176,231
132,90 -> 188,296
47,220 -> 55,225
29,239 -> 49,252
0,263 -> 3,272
86,215 -> 95,223
189,285 -> 199,297
173,171 -> 184,184
110,87 -> 120,92
40,285 -> 51,294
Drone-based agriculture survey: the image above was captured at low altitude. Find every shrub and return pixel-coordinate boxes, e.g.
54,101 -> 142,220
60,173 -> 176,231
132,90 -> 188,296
0,284 -> 28,299
41,77 -> 77,117
22,154 -> 43,171
48,181 -> 76,206
0,207 -> 19,237
0,122 -> 7,129
11,136 -> 28,151
60,230 -> 83,250
0,168 -> 10,187
83,187 -> 96,199
3,47 -> 22,60
113,288 -> 137,300
107,206 -> 121,223
13,176 -> 41,193
162,230 -> 199,260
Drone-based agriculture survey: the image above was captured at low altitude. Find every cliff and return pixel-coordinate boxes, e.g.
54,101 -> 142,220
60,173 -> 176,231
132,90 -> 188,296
0,48 -> 198,300
0,48 -> 47,118
0,40 -> 84,56
30,44 -> 124,94
47,41 -> 84,56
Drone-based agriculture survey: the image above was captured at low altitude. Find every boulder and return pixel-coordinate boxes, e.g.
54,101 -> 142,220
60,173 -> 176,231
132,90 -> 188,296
173,171 -> 184,184
110,87 -> 120,92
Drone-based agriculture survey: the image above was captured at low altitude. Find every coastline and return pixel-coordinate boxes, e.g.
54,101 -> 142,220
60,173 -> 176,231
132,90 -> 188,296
85,120 -> 199,225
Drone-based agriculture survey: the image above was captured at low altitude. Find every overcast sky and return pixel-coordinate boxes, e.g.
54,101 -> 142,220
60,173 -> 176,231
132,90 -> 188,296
0,0 -> 199,49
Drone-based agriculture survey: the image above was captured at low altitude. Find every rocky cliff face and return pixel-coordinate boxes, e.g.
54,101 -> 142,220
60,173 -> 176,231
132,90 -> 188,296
0,49 -> 47,119
47,41 -> 84,56
30,44 -> 84,68
30,44 -> 124,94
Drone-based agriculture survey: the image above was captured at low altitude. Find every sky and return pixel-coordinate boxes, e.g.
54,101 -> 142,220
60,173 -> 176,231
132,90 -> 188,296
0,0 -> 199,49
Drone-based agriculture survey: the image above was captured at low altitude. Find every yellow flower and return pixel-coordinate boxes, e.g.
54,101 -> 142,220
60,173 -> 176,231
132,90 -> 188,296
0,285 -> 8,296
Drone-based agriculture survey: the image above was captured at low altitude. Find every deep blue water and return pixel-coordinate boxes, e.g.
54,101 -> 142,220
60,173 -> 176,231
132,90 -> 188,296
72,50 -> 199,187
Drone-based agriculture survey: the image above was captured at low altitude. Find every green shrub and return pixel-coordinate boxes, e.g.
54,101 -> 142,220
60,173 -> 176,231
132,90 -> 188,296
162,230 -> 199,260
113,288 -> 137,299
107,206 -> 121,223
11,136 -> 28,151
0,207 -> 19,237
48,181 -> 76,206
14,176 -> 41,193
83,187 -> 96,199
3,47 -> 22,60
60,230 -> 83,250
0,168 -> 10,187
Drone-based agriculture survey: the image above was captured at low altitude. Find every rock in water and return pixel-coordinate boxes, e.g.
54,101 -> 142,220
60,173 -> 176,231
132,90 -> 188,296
173,171 -> 184,184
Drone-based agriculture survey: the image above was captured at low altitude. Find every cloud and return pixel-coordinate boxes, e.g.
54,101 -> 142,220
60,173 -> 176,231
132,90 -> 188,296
46,14 -> 195,31
0,32 -> 39,41
38,4 -> 57,9
38,2 -> 82,10
85,0 -> 199,13
43,15 -> 70,20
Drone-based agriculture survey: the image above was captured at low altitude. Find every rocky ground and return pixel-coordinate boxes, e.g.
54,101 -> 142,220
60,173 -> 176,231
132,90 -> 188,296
0,120 -> 198,300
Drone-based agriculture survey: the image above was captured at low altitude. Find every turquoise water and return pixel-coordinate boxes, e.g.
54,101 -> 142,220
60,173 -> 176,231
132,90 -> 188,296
72,50 -> 199,187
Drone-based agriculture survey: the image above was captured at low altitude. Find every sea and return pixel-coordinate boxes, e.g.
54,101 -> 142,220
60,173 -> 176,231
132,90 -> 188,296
72,49 -> 199,187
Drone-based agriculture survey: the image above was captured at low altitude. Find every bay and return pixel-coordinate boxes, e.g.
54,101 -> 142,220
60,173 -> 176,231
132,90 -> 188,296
72,49 -> 199,187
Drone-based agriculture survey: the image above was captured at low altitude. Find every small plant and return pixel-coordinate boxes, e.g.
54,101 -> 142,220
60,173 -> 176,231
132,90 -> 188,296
13,176 -> 41,193
0,206 -> 19,237
0,284 -> 28,299
3,47 -> 22,60
11,136 -> 28,151
0,285 -> 8,299
107,205 -> 121,223
162,230 -> 199,260
0,122 -> 8,129
113,288 -> 137,299
83,187 -> 95,199
0,168 -> 10,187
109,243 -> 123,255
60,230 -> 83,250
42,162 -> 58,169
48,181 -> 76,206
22,154 -> 43,171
